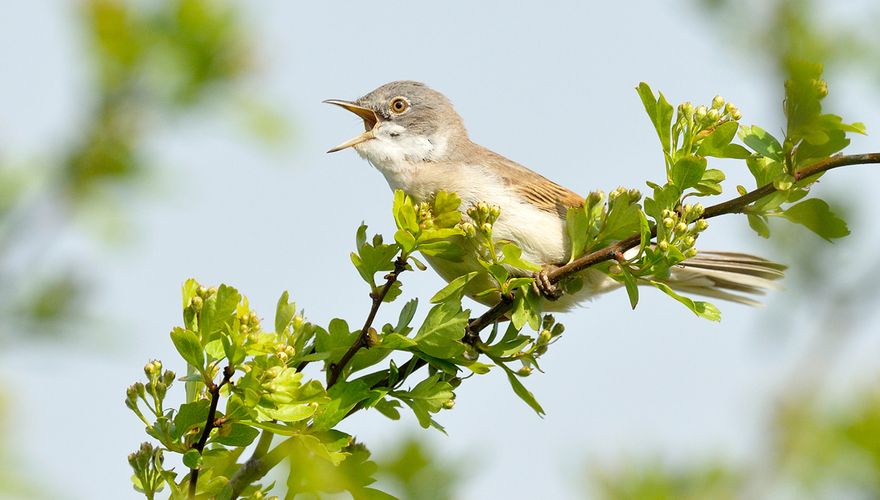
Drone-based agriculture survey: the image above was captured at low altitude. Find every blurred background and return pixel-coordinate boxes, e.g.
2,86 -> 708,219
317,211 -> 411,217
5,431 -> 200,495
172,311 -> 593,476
1,0 -> 879,498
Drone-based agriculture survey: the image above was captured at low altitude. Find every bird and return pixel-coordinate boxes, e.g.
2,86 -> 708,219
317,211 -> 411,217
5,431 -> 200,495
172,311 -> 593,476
324,80 -> 785,312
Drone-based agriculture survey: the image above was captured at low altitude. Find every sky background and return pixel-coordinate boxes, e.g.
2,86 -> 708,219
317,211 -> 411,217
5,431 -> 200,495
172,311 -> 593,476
2,1 -> 879,499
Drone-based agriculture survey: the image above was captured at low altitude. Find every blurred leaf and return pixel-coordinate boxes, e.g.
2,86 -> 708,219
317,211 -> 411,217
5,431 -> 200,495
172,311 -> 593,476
782,198 -> 850,241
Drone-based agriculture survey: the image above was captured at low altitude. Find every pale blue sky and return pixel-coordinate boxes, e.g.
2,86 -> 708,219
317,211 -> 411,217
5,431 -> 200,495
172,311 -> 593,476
1,1 -> 879,499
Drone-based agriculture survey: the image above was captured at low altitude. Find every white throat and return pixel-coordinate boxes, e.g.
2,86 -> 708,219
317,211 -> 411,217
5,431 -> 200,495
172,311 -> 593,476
354,123 -> 449,191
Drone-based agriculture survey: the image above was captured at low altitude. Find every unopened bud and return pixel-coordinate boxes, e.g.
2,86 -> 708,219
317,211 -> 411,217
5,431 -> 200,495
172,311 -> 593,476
539,330 -> 552,343
480,223 -> 493,234
517,366 -> 532,377
707,109 -> 720,121
685,247 -> 698,258
712,95 -> 724,109
693,203 -> 704,217
695,106 -> 708,120
684,236 -> 695,247
695,220 -> 709,232
731,109 -> 742,120
587,190 -> 604,204
628,188 -> 642,201
191,295 -> 203,312
442,399 -> 455,410
675,222 -> 688,234
658,240 -> 669,251
663,218 -> 674,228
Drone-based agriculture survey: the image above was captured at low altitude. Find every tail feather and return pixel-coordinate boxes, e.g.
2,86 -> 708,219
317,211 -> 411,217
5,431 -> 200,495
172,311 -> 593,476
667,251 -> 786,306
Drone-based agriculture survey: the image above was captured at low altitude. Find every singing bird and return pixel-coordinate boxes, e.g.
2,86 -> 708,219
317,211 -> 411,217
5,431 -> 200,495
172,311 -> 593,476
325,81 -> 784,311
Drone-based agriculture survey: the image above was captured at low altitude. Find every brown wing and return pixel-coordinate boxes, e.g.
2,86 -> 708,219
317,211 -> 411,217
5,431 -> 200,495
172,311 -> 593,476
479,147 -> 584,217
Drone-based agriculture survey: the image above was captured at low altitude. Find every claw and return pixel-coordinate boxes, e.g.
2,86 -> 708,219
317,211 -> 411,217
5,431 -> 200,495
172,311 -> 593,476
532,266 -> 563,301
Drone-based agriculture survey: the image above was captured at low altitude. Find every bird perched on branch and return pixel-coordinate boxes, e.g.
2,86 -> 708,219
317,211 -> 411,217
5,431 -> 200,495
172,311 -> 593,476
325,81 -> 784,311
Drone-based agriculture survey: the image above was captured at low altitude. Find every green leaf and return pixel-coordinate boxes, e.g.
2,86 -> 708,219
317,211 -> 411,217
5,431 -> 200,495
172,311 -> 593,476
696,121 -> 744,158
393,374 -> 454,431
183,449 -> 202,469
636,82 -> 674,153
414,301 -> 468,358
259,403 -> 316,423
394,299 -> 418,335
417,240 -> 465,261
501,365 -> 545,416
430,272 -> 479,304
312,380 -> 374,431
274,291 -> 296,334
170,327 -> 205,370
381,333 -> 417,349
566,205 -> 589,259
392,190 -> 419,233
747,213 -> 770,238
200,284 -> 241,337
373,398 -> 402,420
620,267 -> 639,309
671,155 -> 707,190
213,423 -> 259,447
739,125 -> 783,161
650,281 -> 721,322
394,229 -> 417,253
695,168 -> 726,196
782,198 -> 850,241
172,400 -> 210,439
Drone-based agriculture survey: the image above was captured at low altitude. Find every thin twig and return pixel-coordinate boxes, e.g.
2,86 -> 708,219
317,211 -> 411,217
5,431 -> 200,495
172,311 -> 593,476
327,256 -> 408,387
188,364 -> 234,499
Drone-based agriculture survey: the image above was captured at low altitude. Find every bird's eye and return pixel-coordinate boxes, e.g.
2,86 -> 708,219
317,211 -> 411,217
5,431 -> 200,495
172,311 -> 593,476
389,97 -> 409,114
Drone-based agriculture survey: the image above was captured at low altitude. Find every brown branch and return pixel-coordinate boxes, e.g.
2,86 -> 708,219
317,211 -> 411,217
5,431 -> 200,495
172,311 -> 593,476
327,256 -> 408,387
475,151 -> 880,337
188,364 -> 234,498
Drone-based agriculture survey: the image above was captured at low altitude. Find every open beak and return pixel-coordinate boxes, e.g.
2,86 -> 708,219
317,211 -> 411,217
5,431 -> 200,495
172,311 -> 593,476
323,99 -> 379,153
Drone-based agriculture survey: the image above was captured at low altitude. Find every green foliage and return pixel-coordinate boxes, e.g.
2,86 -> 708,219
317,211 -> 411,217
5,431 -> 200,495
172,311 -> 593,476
126,65 -> 872,497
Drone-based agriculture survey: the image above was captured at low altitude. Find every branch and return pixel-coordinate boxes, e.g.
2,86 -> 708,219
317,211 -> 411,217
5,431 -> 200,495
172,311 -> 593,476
327,256 -> 408,387
188,364 -> 234,499
473,152 -> 880,336
218,436 -> 298,500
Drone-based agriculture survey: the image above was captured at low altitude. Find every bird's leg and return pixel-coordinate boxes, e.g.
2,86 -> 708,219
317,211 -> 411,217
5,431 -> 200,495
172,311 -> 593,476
532,265 -> 563,300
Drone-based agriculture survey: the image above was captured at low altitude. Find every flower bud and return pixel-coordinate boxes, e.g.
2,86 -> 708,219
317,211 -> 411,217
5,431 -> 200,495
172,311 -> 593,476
162,370 -> 176,386
587,190 -> 604,205
489,205 -> 501,219
707,109 -> 720,121
731,109 -> 742,120
442,399 -> 455,410
208,287 -> 218,296
684,236 -> 695,247
814,79 -> 828,98
517,366 -> 532,377
292,315 -> 304,330
679,102 -> 694,118
539,330 -> 552,344
628,188 -> 642,201
695,106 -> 708,120
712,95 -> 724,109
695,219 -> 709,232
693,203 -> 704,217
480,223 -> 493,234
674,222 -> 688,234
663,218 -> 674,228
658,240 -> 669,251
126,384 -> 139,401
685,247 -> 698,258
197,286 -> 208,297
191,295 -> 203,312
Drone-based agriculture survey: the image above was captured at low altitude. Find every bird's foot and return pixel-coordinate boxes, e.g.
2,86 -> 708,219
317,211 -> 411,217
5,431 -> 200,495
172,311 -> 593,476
532,265 -> 563,301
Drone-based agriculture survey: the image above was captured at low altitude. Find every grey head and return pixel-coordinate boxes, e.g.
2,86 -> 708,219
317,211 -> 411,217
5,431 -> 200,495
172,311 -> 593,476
324,81 -> 468,158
